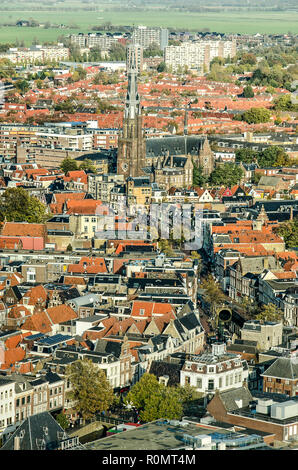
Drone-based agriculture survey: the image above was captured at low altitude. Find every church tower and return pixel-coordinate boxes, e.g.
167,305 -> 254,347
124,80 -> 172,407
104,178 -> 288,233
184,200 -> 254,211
117,51 -> 146,178
198,136 -> 215,177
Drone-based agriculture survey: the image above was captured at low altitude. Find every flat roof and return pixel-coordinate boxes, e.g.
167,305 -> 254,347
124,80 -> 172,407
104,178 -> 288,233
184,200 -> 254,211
84,419 -> 246,451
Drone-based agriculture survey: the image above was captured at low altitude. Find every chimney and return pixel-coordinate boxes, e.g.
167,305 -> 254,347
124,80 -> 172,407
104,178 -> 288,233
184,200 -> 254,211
14,436 -> 21,450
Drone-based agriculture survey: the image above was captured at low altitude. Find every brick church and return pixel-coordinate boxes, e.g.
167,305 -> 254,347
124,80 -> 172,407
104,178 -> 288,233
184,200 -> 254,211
117,52 -> 215,190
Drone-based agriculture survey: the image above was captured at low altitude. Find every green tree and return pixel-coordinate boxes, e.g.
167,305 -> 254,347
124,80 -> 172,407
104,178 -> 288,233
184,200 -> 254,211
143,42 -> 163,58
193,162 -> 207,187
66,358 -> 114,421
206,63 -> 232,83
274,94 -> 298,112
158,238 -> 175,256
0,187 -> 48,223
14,79 -> 30,94
242,85 -> 254,98
258,146 -> 291,168
157,61 -> 166,73
274,217 -> 298,248
235,148 -> 258,164
109,43 -> 126,61
125,373 -> 191,423
209,163 -> 244,187
60,158 -> 78,174
241,107 -> 271,124
79,159 -> 96,173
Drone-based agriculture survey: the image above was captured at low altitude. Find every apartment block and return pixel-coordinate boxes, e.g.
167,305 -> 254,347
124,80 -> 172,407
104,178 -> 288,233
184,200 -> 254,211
164,39 -> 236,73
132,26 -> 169,50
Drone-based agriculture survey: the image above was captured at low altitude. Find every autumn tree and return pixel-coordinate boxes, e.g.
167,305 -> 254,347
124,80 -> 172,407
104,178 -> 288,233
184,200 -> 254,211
255,303 -> 283,323
0,187 -> 48,223
201,274 -> 227,315
66,358 -> 114,421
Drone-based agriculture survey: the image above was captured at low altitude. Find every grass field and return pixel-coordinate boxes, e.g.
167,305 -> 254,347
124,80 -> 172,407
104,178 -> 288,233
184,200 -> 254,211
0,8 -> 297,45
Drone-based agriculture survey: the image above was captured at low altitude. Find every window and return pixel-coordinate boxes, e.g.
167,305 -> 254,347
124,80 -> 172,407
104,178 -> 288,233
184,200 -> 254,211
196,378 -> 202,388
185,376 -> 190,385
208,379 -> 214,391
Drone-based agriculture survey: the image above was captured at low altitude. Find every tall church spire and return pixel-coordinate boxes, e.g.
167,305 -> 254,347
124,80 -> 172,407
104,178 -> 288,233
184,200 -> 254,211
125,49 -> 141,120
117,47 -> 146,178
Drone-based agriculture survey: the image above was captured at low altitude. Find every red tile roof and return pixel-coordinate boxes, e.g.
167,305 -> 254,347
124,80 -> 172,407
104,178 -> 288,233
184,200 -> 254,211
1,222 -> 46,238
46,304 -> 78,324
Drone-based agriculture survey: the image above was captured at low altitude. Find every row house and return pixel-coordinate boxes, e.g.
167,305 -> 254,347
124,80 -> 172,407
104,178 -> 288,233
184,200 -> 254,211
228,255 -> 282,301
0,370 -> 65,438
53,346 -> 127,392
0,377 -> 15,435
258,278 -> 298,313
281,287 -> 298,327
133,335 -> 179,384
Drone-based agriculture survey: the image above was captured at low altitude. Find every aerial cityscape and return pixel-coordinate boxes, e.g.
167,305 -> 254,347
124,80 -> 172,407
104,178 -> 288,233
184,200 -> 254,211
0,0 -> 297,456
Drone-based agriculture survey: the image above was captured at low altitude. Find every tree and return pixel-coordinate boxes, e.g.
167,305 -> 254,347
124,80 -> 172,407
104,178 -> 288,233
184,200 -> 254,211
60,158 -> 78,174
193,162 -> 207,187
66,358 -> 114,421
157,61 -> 166,73
79,159 -> 96,173
239,52 -> 257,66
143,42 -> 163,58
209,163 -> 244,187
14,79 -> 30,94
258,146 -> 291,168
158,238 -> 175,257
125,373 -> 192,423
242,85 -> 254,98
201,274 -> 227,315
274,94 -> 298,112
255,303 -> 283,323
206,63 -> 232,83
0,187 -> 48,223
274,217 -> 298,249
240,107 -> 271,124
235,148 -> 258,164
109,43 -> 126,61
